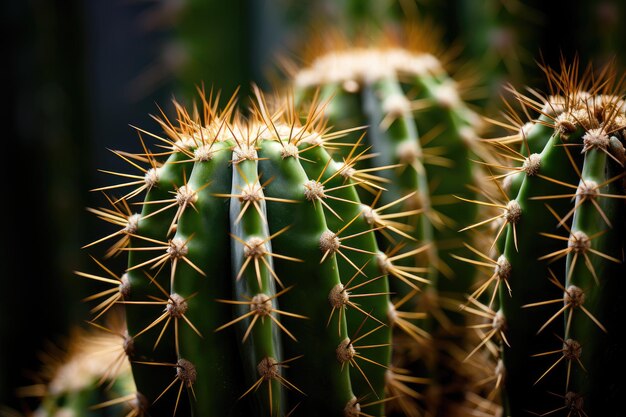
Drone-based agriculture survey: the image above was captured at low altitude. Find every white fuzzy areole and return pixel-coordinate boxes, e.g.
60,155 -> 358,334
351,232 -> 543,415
522,153 -> 542,176
144,167 -> 160,189
582,128 -> 610,152
383,93 -> 411,117
432,82 -> 459,109
295,49 -> 442,88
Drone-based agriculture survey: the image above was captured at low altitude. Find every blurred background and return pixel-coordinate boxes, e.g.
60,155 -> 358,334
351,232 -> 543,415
2,0 -> 625,413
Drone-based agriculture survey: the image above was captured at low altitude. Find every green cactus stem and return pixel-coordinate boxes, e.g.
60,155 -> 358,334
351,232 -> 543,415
18,321 -> 138,417
289,25 -> 492,417
79,88 -> 433,416
465,60 -> 626,417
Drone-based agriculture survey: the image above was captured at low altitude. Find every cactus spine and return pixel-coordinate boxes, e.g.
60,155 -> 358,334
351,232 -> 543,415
465,61 -> 626,416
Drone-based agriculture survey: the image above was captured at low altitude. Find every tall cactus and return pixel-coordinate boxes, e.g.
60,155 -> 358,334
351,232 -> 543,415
79,87 -> 437,417
288,25 -> 494,416
464,60 -> 626,416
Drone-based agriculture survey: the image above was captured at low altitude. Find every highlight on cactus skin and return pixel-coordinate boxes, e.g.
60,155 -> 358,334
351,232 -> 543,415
71,85 -> 441,417
461,59 -> 626,417
282,23 -> 499,416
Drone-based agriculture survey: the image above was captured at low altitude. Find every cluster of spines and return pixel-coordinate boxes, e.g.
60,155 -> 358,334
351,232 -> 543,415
460,60 -> 626,416
75,87 -> 437,416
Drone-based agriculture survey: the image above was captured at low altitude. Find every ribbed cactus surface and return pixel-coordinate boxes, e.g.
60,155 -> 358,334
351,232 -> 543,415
78,89 -> 439,417
465,61 -> 626,417
289,28 -> 493,416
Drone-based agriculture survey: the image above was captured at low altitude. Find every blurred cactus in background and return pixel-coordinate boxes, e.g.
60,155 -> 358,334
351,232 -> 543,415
18,316 -> 135,417
287,23 -> 495,416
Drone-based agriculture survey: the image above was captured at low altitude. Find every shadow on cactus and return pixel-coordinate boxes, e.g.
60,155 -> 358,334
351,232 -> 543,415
462,58 -> 626,417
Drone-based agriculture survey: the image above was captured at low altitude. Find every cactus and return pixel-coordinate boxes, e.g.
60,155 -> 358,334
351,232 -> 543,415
288,25 -> 495,416
464,60 -> 626,416
77,87 -> 441,417
16,318 -> 136,417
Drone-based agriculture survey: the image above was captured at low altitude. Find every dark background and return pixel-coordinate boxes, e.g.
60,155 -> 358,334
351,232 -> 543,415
2,0 -> 624,413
